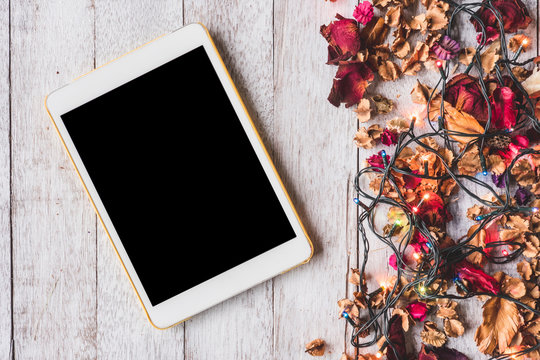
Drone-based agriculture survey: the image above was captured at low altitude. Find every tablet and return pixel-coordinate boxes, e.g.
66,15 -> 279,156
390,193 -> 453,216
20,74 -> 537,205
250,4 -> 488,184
45,23 -> 313,329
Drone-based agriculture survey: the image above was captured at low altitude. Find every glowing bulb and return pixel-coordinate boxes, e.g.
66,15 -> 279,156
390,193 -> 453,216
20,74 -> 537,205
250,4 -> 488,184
502,249 -> 509,256
413,253 -> 421,260
395,219 -> 402,226
533,207 -> 539,213
435,60 -> 443,68
412,206 -> 419,213
411,114 -> 417,121
482,171 -> 488,176
423,193 -> 430,200
353,198 -> 360,205
426,242 -> 432,249
342,311 -> 349,319
522,38 -> 529,45
475,215 -> 482,221
419,286 -> 427,294
375,352 -> 383,359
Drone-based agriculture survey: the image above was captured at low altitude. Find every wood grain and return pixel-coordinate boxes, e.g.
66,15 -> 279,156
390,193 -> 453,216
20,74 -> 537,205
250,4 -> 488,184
182,1 -> 276,359
272,1 -> 360,358
10,1 -> 97,358
93,1 -> 185,358
0,0 -> 10,357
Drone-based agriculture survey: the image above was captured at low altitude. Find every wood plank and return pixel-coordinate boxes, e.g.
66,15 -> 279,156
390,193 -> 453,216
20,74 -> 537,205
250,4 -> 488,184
10,1 -> 97,358
181,1 -> 276,359
273,1 -> 359,358
93,1 -> 185,358
0,0 -> 10,357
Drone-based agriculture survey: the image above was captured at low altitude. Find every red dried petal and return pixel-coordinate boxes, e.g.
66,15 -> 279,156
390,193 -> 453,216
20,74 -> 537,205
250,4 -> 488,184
455,260 -> 500,294
381,128 -> 399,145
476,26 -> 499,45
407,300 -> 428,321
320,14 -> 362,65
471,0 -> 532,34
491,86 -> 517,130
445,74 -> 488,123
403,171 -> 422,189
328,61 -> 374,107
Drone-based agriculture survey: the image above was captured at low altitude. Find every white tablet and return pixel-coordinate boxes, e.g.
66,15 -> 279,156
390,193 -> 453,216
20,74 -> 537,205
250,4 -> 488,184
45,23 -> 313,329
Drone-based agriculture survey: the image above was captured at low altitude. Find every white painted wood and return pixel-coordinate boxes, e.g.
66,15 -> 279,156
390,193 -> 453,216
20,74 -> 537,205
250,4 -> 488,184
93,1 -> 185,358
4,0 -> 539,358
0,0 -> 10,357
272,1 -> 360,358
10,1 -> 97,358
182,1 -> 276,359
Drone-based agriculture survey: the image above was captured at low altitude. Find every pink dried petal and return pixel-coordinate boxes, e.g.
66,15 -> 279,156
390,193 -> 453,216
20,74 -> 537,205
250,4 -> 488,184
320,14 -> 362,64
353,1 -> 374,25
476,26 -> 500,45
381,128 -> 399,145
491,86 -> 517,129
432,35 -> 460,60
406,300 -> 428,321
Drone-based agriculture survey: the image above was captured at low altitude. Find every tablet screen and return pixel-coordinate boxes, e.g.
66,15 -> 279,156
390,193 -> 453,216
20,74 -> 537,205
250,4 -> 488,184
61,46 -> 296,306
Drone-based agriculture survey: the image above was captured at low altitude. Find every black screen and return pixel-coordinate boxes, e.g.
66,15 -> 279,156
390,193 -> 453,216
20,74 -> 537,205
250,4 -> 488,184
61,46 -> 296,306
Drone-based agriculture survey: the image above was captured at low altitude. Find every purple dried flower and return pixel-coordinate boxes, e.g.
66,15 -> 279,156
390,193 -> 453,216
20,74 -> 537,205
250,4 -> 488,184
492,172 -> 506,188
432,35 -> 461,60
515,186 -> 532,206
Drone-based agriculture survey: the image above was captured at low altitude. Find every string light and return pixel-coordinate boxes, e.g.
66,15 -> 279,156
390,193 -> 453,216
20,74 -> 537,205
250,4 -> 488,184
342,1 -> 540,359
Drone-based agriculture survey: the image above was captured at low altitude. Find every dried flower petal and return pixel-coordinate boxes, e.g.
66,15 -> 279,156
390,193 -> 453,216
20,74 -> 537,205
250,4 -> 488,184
522,67 -> 540,99
354,98 -> 372,122
459,47 -> 476,66
421,322 -> 447,347
508,34 -> 532,52
328,61 -> 374,107
381,128 -> 399,146
444,318 -> 465,337
432,35 -> 460,60
305,339 -> 326,356
378,60 -> 402,81
384,5 -> 402,27
372,94 -> 394,113
471,0 -> 532,34
491,86 -> 517,129
407,300 -> 428,321
320,14 -> 362,64
515,186 -> 532,206
353,1 -> 375,25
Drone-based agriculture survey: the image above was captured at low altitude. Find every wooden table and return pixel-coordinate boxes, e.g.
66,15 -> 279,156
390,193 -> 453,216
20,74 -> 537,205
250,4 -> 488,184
1,0 -> 538,359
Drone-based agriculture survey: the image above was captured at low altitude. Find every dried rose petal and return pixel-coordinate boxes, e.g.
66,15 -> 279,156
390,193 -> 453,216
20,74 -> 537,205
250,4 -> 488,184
471,0 -> 532,34
455,260 -> 500,295
418,344 -> 470,360
432,35 -> 460,60
320,14 -> 362,64
403,171 -> 422,189
515,186 -> 532,205
407,300 -> 428,321
444,74 -> 488,123
492,172 -> 506,188
381,128 -> 399,145
387,315 -> 406,360
328,61 -> 374,107
476,26 -> 500,45
367,151 -> 391,168
491,86 -> 517,130
353,1 -> 374,25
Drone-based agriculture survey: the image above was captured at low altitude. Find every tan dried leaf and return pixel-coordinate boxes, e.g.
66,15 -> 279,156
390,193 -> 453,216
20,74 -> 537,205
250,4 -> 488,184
480,41 -> 500,74
443,102 -> 485,144
437,299 -> 458,319
500,275 -> 526,299
421,321 -> 447,347
410,14 -> 427,33
487,154 -> 506,175
372,95 -> 394,114
305,339 -> 325,356
444,318 -> 465,337
517,260 -> 533,281
386,117 -> 410,133
385,5 -> 403,27
391,37 -> 410,59
508,34 -> 532,53
354,127 -> 376,149
392,307 -> 413,332
523,67 -> 540,99
354,98 -> 371,123
378,60 -> 402,81
512,66 -> 532,82
410,80 -> 435,104
402,42 -> 429,75
360,17 -> 390,49
458,146 -> 482,176
458,47 -> 476,66
474,297 -> 522,354
466,224 -> 486,266
511,160 -> 536,186
425,2 -> 448,30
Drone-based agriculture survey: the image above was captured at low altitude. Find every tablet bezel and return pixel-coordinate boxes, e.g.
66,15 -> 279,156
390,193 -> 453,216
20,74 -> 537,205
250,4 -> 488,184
45,23 -> 313,329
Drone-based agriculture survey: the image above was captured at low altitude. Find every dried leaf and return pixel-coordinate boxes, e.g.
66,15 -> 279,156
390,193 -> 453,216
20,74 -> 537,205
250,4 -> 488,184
444,318 -> 465,337
386,117 -> 410,133
522,67 -> 540,99
360,17 -> 390,49
511,66 -> 532,82
466,224 -> 486,266
480,40 -> 500,74
378,60 -> 402,81
354,98 -> 372,122
411,80 -> 435,104
402,42 -> 429,75
443,102 -> 485,144
305,339 -> 325,356
385,5 -> 403,27
391,37 -> 410,59
474,297 -> 521,354
511,160 -> 536,187
372,95 -> 394,114
421,321 -> 447,347
487,154 -> 506,176
508,34 -> 532,53
458,47 -> 476,66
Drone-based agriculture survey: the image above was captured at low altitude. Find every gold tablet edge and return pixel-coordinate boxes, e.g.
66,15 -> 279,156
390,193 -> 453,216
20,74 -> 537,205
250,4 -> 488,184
44,22 -> 313,331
